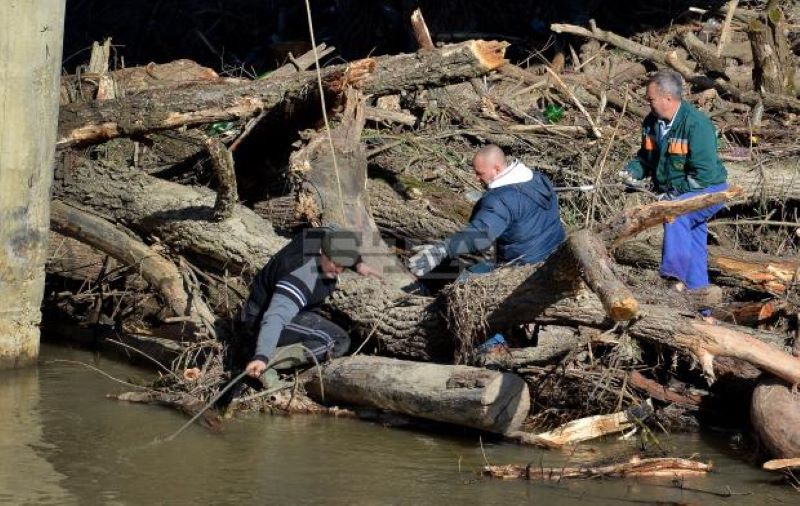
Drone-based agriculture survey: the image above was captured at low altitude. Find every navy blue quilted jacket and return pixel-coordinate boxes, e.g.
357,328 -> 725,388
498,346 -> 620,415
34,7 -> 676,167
444,170 -> 565,264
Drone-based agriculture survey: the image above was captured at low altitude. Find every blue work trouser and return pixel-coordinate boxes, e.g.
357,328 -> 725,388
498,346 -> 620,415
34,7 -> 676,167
660,183 -> 728,290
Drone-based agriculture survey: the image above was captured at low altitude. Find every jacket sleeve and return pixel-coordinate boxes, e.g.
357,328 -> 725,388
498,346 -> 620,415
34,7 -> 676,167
624,130 -> 652,180
253,273 -> 313,362
444,194 -> 511,257
685,117 -> 720,186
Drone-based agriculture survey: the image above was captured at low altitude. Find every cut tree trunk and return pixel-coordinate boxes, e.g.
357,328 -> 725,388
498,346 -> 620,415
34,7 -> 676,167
305,355 -> 530,435
748,0 -> 796,97
57,41 -> 508,148
568,230 -> 639,321
0,1 -> 65,368
751,376 -> 800,458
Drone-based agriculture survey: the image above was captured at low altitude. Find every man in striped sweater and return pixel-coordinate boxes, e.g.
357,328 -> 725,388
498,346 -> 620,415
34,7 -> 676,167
241,228 -> 377,379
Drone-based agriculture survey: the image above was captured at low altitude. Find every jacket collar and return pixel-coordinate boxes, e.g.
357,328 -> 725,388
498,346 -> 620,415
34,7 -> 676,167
487,159 -> 533,189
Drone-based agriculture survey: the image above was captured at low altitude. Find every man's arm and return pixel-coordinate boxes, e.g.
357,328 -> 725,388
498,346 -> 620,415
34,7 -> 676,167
444,196 -> 511,257
623,130 -> 653,180
245,272 -> 313,378
685,118 -> 723,187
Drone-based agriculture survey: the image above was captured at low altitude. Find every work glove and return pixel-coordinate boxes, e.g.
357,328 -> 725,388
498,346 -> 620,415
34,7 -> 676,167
407,242 -> 448,277
617,169 -> 649,190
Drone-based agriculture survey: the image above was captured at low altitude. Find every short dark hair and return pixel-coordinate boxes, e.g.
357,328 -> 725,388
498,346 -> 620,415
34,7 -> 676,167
648,70 -> 683,99
321,229 -> 361,268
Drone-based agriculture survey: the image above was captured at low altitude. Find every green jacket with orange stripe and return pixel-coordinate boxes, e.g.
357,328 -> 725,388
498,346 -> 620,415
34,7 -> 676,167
625,100 -> 727,194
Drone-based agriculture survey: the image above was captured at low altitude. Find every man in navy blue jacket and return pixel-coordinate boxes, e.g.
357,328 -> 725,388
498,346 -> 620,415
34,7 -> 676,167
407,145 -> 565,278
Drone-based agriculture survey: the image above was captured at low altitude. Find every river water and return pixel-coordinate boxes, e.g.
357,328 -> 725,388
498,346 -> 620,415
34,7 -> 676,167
1,344 -> 796,505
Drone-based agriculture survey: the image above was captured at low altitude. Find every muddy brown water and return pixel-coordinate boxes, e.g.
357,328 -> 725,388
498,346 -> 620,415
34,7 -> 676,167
1,344 -> 796,505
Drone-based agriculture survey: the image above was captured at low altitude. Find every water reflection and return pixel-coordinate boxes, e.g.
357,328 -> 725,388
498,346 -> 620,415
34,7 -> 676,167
0,365 -> 72,505
0,344 -> 795,505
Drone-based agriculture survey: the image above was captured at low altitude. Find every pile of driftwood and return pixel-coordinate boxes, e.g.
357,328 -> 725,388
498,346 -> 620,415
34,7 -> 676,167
47,3 -> 799,481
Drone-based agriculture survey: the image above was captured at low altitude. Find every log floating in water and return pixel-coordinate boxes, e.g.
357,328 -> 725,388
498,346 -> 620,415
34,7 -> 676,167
507,400 -> 653,447
483,457 -> 712,480
305,356 -> 530,435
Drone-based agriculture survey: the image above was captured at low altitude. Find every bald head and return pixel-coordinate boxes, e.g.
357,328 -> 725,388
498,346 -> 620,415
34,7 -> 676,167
473,144 -> 506,187
474,144 -> 506,167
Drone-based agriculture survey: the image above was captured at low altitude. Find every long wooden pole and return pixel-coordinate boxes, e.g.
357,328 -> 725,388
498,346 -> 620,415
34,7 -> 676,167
0,1 -> 66,368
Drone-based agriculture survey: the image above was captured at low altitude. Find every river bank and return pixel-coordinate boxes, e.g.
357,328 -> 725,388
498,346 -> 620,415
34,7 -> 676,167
1,342 -> 796,505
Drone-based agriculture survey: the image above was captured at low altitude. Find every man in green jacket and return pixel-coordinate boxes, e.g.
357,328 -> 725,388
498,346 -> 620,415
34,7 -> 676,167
620,70 -> 728,306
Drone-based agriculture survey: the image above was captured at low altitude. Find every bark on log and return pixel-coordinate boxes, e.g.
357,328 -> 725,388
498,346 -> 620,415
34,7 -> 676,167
613,237 -> 800,296
569,230 -> 639,321
49,200 -> 215,328
204,138 -> 239,222
305,356 -> 530,435
288,88 -> 412,287
726,161 -> 800,204
483,457 -> 712,480
57,41 -> 508,148
60,59 -> 222,105
55,161 -> 286,272
680,33 -> 729,76
480,325 -> 588,369
535,295 -> 799,385
751,376 -> 800,459
748,1 -> 796,97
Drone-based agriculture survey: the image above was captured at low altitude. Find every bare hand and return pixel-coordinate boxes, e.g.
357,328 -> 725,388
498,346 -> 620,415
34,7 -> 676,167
356,261 -> 383,280
245,359 -> 268,378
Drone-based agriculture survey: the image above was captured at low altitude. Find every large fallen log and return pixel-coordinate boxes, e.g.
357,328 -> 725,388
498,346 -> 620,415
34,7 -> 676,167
55,161 -> 286,272
535,295 -> 799,385
751,376 -> 800,459
614,236 -> 800,296
57,41 -> 508,148
305,355 -> 530,435
49,200 -> 214,327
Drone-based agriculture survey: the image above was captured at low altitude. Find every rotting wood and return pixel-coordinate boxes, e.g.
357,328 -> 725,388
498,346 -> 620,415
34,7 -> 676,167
507,400 -> 653,447
204,137 -> 239,222
483,457 -> 712,480
305,355 -> 530,435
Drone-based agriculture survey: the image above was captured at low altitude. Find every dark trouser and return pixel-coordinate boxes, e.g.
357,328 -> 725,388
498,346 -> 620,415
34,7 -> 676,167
273,311 -> 351,364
